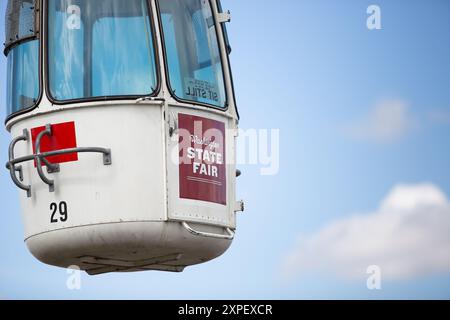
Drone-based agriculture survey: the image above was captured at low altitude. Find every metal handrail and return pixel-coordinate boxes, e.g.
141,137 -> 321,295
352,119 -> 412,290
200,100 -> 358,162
7,147 -> 112,169
35,125 -> 57,192
8,129 -> 31,198
182,222 -> 235,241
5,124 -> 112,197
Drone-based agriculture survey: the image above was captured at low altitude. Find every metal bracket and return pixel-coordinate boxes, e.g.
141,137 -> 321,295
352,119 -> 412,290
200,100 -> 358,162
168,110 -> 178,137
234,200 -> 245,213
182,222 -> 235,240
81,254 -> 184,276
15,165 -> 24,181
217,11 -> 231,23
5,124 -> 112,197
135,96 -> 166,104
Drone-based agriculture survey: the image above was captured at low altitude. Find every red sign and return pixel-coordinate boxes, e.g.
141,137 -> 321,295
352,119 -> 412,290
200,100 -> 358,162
31,121 -> 78,166
178,114 -> 227,205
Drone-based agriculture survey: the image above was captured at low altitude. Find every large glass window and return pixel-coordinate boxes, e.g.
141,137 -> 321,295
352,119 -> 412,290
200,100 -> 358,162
48,0 -> 158,101
158,0 -> 227,108
6,40 -> 40,115
5,0 -> 40,116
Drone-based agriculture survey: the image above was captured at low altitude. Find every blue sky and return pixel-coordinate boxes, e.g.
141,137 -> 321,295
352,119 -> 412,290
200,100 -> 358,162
1,0 -> 450,299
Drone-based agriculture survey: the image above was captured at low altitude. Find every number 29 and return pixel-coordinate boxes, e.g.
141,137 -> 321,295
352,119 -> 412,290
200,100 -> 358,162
50,201 -> 68,223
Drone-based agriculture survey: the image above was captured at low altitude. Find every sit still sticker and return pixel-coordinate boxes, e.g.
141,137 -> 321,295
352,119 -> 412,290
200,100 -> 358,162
178,114 -> 227,205
184,78 -> 219,104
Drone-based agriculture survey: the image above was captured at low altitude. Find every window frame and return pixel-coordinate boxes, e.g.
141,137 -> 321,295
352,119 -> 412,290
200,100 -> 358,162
44,0 -> 162,105
4,0 -> 43,124
215,0 -> 239,119
155,0 -> 229,111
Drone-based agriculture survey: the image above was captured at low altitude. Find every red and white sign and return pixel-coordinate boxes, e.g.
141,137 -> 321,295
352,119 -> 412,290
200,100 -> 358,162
31,121 -> 78,166
178,114 -> 227,205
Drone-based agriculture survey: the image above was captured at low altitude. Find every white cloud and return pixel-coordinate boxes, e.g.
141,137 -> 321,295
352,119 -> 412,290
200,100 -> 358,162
282,184 -> 450,281
345,100 -> 416,143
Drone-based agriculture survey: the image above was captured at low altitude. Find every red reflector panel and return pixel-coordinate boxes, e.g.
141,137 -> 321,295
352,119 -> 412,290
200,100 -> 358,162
31,121 -> 78,166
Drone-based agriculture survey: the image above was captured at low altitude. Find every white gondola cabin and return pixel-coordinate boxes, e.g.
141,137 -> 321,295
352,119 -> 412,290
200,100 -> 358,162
4,0 -> 242,275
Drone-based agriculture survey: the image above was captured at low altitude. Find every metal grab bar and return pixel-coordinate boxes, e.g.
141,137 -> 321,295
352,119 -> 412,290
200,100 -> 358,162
5,124 -> 112,197
36,125 -> 58,192
37,125 -> 61,174
8,129 -> 31,198
182,222 -> 235,241
7,147 -> 112,169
